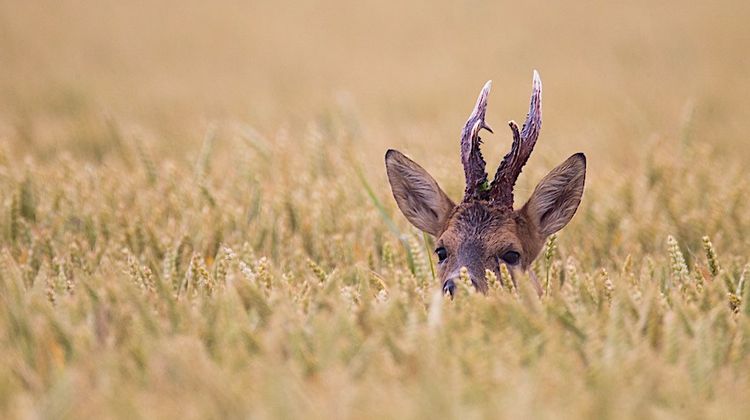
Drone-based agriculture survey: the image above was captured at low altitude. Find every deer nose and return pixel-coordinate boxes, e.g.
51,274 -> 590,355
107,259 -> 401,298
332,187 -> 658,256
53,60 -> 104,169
443,278 -> 456,297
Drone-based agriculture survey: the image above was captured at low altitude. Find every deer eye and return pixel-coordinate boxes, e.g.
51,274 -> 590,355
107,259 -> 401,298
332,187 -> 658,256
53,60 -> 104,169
501,251 -> 521,265
435,247 -> 448,263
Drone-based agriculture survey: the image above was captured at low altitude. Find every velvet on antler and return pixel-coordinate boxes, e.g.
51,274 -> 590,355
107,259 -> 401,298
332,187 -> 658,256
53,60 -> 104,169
458,71 -> 543,207
459,80 -> 494,201
489,71 -> 542,207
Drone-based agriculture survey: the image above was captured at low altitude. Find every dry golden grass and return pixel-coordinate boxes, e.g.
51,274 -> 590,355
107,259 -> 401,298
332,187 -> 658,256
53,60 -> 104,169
1,0 -> 749,418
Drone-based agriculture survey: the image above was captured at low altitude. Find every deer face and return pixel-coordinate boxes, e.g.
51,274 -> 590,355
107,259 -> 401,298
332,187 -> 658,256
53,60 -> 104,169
385,72 -> 586,296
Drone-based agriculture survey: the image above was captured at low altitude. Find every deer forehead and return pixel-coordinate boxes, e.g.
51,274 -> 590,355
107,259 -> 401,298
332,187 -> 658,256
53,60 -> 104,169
440,202 -> 520,250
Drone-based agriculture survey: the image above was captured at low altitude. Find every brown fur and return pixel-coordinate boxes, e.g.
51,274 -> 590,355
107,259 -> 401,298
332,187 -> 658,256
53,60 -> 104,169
385,150 -> 585,295
385,74 -> 586,296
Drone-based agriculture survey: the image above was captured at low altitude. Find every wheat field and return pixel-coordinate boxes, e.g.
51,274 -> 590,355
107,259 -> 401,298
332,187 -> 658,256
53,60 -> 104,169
1,0 -> 749,418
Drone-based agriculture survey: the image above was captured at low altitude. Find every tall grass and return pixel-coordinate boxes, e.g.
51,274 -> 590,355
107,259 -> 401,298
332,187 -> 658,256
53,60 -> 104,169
1,0 -> 749,418
0,120 -> 748,418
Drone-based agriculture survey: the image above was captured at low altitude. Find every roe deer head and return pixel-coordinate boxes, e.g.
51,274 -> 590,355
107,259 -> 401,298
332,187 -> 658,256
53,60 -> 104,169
385,71 -> 586,296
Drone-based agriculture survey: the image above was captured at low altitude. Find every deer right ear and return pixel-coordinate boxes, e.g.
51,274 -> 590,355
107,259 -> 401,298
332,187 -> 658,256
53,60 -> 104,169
521,153 -> 586,238
385,149 -> 455,237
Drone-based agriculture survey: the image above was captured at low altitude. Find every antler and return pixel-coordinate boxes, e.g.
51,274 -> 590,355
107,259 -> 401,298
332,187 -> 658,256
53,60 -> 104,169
489,70 -> 542,207
460,80 -> 494,201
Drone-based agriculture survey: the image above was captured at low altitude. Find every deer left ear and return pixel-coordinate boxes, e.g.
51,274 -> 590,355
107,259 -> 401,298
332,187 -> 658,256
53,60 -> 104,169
385,149 -> 456,237
521,153 -> 586,237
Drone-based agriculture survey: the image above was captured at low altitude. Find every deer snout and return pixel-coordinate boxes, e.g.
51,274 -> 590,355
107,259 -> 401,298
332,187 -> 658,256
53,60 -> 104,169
442,268 -> 488,298
442,278 -> 457,297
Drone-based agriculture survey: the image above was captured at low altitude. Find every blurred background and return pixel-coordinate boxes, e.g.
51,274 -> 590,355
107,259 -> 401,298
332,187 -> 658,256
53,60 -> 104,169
2,0 -> 749,163
1,0 -> 750,262
1,2 -> 749,417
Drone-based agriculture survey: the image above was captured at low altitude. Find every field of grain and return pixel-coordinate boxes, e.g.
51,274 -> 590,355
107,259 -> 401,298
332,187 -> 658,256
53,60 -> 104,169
1,0 -> 749,418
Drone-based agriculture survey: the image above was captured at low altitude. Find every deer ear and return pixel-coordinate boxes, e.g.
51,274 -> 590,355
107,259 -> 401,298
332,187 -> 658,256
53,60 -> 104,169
385,149 -> 455,236
521,153 -> 586,237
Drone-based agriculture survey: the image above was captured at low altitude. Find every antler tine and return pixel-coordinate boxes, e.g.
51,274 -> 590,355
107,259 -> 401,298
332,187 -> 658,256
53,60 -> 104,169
460,80 -> 494,200
490,70 -> 543,207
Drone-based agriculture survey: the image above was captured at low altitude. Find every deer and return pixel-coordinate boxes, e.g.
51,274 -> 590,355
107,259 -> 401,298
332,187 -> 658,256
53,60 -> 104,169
385,71 -> 586,297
